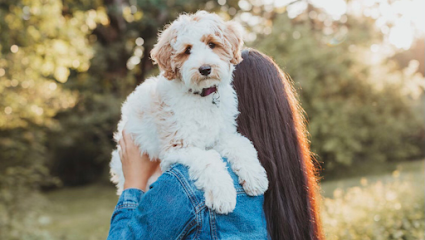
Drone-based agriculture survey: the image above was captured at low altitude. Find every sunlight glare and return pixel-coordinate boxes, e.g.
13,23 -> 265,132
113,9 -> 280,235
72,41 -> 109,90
310,0 -> 347,19
268,0 -> 423,49
389,18 -> 414,50
287,1 -> 307,19
411,0 -> 425,32
273,0 -> 296,8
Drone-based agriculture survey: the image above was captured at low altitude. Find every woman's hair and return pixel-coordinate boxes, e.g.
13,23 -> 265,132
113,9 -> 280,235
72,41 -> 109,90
233,49 -> 323,240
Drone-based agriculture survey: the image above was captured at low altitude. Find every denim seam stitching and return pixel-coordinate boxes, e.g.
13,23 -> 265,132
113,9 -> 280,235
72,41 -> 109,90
176,218 -> 197,240
195,202 -> 206,214
193,211 -> 198,239
167,170 -> 198,207
237,189 -> 245,194
115,203 -> 138,210
194,209 -> 202,239
167,168 -> 201,239
209,209 -> 218,240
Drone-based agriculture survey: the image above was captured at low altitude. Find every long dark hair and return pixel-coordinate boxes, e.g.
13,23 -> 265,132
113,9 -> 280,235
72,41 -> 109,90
233,49 -> 323,240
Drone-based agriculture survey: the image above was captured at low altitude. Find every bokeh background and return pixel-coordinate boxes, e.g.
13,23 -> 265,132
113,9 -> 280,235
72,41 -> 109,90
0,0 -> 424,239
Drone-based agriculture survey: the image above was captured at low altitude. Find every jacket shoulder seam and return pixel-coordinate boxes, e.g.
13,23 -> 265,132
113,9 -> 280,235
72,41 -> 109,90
166,169 -> 199,208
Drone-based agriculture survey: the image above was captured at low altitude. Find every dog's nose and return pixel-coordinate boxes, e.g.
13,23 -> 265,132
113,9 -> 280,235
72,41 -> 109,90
199,65 -> 211,76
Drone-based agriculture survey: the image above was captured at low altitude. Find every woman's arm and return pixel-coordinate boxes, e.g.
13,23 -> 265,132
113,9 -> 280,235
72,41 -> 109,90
107,188 -> 144,239
107,131 -> 196,239
108,172 -> 197,239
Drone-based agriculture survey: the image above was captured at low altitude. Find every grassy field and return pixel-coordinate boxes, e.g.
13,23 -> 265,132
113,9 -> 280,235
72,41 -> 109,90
321,160 -> 424,198
42,184 -> 117,240
41,160 -> 424,240
321,160 -> 424,240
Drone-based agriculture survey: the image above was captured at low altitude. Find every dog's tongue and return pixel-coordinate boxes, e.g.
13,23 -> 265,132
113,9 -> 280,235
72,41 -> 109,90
201,86 -> 217,97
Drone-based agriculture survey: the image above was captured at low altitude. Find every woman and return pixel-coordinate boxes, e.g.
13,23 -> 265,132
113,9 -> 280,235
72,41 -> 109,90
107,49 -> 323,240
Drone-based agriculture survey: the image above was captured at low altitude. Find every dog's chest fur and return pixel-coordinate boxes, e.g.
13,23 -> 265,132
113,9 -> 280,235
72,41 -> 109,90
156,78 -> 234,149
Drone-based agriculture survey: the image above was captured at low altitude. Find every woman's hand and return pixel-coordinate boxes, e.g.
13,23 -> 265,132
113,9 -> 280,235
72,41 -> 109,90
119,130 -> 160,192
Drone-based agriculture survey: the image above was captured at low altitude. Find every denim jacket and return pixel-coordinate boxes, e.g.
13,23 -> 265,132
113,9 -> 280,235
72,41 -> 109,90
107,159 -> 268,240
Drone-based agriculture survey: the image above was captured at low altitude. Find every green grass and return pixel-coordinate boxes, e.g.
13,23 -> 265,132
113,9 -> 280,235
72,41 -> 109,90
40,160 -> 424,239
42,184 -> 118,240
321,160 -> 424,198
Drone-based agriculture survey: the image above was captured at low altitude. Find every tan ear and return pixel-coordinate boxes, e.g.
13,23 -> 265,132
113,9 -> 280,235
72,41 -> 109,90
224,21 -> 244,65
150,25 -> 177,80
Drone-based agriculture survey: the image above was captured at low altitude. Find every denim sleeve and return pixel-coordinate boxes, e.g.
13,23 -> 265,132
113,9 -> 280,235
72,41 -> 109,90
107,188 -> 144,240
107,172 -> 197,240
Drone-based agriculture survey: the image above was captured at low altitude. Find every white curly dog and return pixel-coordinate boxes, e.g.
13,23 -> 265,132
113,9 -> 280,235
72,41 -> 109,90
110,11 -> 268,214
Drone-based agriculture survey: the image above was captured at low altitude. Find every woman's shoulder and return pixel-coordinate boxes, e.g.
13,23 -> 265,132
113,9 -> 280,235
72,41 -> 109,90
152,160 -> 268,240
153,159 -> 246,201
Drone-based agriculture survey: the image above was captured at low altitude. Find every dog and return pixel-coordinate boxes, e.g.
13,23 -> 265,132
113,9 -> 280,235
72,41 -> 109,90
110,11 -> 268,214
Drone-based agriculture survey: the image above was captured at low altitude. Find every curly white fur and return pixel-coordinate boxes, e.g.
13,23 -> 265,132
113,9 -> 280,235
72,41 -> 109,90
110,11 -> 268,214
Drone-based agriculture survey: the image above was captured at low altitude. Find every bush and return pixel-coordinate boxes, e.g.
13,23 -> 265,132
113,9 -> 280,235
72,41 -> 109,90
0,129 -> 56,240
322,175 -> 424,240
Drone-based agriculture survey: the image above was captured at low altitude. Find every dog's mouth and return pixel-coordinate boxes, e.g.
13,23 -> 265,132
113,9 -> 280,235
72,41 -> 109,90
200,86 -> 217,97
189,85 -> 218,97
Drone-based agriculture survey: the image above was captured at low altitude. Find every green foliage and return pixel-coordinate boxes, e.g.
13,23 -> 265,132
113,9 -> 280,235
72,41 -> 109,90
0,0 -> 90,237
48,94 -> 122,185
253,13 -> 424,172
0,0 -> 91,128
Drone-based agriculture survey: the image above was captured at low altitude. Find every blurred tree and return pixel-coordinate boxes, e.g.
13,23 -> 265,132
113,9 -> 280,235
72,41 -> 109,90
0,0 -> 91,238
252,8 -> 424,173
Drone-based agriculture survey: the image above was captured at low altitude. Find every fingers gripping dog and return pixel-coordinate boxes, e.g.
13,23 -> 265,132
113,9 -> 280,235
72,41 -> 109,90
110,11 -> 268,214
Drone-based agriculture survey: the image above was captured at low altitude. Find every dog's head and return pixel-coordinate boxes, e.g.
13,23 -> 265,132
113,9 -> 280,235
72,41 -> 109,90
151,11 -> 244,92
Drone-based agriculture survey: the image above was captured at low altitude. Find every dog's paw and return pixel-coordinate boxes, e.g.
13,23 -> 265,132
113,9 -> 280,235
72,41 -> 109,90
238,164 -> 269,196
204,182 -> 237,214
192,150 -> 237,214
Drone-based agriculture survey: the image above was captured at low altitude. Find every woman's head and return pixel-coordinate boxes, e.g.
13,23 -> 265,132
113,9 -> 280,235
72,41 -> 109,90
233,49 -> 323,240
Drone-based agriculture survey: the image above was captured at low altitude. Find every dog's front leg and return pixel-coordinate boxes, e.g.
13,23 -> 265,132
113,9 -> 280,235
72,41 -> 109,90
217,133 -> 269,196
160,147 -> 237,214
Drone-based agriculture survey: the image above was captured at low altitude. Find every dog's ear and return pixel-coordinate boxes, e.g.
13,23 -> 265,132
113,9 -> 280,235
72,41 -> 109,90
151,25 -> 177,80
224,21 -> 244,65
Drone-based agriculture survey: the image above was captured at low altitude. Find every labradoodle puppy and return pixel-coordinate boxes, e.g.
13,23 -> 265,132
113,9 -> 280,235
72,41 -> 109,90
110,11 -> 268,214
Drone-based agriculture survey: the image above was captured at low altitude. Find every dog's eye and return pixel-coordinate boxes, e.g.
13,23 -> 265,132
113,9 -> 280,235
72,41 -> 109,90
208,42 -> 216,49
185,46 -> 191,54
